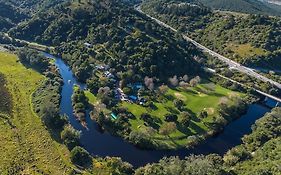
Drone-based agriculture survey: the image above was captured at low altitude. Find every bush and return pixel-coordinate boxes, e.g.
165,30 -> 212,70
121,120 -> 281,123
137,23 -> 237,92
61,125 -> 81,150
70,146 -> 92,167
164,113 -> 178,122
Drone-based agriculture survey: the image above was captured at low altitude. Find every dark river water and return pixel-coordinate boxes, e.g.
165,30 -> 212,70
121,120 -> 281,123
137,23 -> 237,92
44,53 -> 279,168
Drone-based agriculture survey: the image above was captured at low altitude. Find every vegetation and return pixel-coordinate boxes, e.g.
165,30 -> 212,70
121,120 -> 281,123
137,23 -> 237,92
224,107 -> 281,174
0,73 -> 12,115
135,154 -> 227,175
141,0 -> 281,70
197,0 -> 281,16
0,51 -> 135,174
70,146 -> 92,167
0,52 -> 74,174
91,79 -> 247,149
72,86 -> 89,123
9,0 -> 202,83
135,107 -> 281,175
18,48 -> 49,72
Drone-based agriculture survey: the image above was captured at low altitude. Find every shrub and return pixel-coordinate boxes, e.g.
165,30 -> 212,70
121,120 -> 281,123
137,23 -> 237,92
61,125 -> 81,150
70,146 -> 92,167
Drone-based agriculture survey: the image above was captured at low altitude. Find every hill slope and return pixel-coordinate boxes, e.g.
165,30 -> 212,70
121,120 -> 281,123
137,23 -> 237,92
141,0 -> 281,70
197,0 -> 281,16
10,0 -> 201,82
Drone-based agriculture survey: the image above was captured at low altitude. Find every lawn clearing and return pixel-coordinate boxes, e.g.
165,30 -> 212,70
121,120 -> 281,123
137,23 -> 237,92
121,82 -> 242,149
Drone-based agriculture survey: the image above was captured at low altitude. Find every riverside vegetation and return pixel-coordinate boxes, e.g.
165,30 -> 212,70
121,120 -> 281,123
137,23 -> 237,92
0,0 -> 280,174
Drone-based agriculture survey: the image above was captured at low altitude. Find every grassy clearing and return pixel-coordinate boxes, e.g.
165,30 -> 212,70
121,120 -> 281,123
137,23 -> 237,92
121,83 -> 242,149
0,52 -> 117,174
227,43 -> 267,59
85,90 -> 111,115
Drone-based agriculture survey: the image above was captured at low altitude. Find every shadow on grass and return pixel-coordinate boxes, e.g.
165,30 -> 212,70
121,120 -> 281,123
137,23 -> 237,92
176,122 -> 192,135
189,121 -> 205,134
165,106 -> 180,114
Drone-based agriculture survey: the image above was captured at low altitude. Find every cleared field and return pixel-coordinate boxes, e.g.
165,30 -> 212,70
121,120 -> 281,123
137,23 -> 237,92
121,83 -> 242,149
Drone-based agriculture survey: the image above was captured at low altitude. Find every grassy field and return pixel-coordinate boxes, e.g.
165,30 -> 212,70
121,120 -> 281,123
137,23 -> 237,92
227,43 -> 267,59
0,52 -> 117,174
121,83 -> 242,149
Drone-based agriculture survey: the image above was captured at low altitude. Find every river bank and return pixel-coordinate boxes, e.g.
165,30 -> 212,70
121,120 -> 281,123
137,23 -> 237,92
43,53 -> 279,167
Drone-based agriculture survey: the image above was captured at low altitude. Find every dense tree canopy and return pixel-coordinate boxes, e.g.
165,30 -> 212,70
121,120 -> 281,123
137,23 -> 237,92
10,0 -> 202,82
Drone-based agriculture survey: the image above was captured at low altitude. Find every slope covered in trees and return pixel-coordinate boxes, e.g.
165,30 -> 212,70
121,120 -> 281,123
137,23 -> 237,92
0,2 -> 28,31
0,0 -> 67,15
141,0 -> 281,70
197,0 -> 281,16
10,0 -> 201,82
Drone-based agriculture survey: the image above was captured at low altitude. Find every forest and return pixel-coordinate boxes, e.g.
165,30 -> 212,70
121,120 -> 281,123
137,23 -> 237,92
9,0 -> 202,83
141,0 -> 281,70
0,0 -> 280,174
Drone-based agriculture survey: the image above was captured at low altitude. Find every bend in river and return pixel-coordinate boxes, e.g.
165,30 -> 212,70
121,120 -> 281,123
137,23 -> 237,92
44,53 -> 278,167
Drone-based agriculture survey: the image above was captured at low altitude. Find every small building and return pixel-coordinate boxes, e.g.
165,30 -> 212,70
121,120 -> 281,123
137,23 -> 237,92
129,95 -> 138,102
111,113 -> 118,120
84,42 -> 92,48
104,71 -> 114,79
128,83 -> 143,90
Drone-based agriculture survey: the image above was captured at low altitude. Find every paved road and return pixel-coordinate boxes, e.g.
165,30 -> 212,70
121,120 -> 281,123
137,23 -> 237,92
135,6 -> 281,90
210,69 -> 281,103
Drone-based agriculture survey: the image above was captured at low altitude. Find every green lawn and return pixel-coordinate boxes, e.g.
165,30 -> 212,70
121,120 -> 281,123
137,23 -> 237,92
121,83 -> 242,149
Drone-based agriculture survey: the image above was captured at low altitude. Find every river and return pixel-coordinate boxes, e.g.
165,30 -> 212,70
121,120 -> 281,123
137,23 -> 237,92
44,53 -> 278,167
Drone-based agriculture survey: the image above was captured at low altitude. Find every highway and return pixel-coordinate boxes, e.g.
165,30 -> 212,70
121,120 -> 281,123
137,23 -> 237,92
135,6 -> 281,90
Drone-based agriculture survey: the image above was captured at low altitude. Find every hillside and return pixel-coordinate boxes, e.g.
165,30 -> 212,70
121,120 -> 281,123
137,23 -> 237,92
0,0 -> 67,15
141,0 -> 281,70
0,2 -> 27,31
197,0 -> 281,16
10,0 -> 201,82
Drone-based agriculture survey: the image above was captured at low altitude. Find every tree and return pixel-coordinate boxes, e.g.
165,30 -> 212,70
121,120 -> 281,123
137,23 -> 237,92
189,76 -> 201,87
169,75 -> 179,87
61,125 -> 81,149
123,87 -> 133,95
182,75 -> 189,82
158,85 -> 168,95
173,99 -> 184,110
159,122 -> 177,136
164,114 -> 178,122
70,146 -> 92,167
180,112 -> 192,127
144,76 -> 154,91
199,110 -> 208,119
41,102 -> 66,129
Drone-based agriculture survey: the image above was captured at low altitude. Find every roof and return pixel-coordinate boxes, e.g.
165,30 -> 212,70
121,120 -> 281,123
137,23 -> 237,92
111,113 -> 118,120
129,95 -> 138,101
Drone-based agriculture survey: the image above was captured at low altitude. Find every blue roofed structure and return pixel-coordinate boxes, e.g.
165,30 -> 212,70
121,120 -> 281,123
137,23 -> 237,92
111,113 -> 118,120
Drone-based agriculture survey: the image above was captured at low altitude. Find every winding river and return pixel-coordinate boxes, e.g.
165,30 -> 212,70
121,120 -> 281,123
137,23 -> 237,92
44,53 -> 279,167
